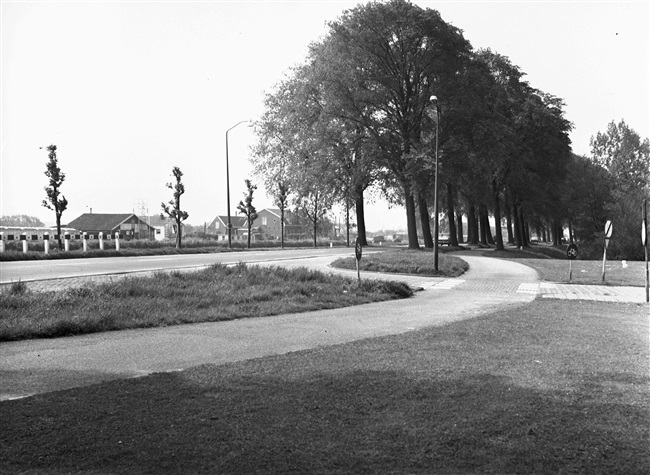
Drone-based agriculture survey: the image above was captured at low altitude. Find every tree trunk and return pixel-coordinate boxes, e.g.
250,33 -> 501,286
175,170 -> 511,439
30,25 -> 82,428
446,183 -> 459,247
456,210 -> 464,244
280,206 -> 285,249
467,203 -> 478,245
479,205 -> 488,245
513,202 -> 522,248
405,189 -> 420,249
504,192 -> 514,244
418,195 -> 433,248
492,181 -> 504,251
176,219 -> 182,249
355,190 -> 368,246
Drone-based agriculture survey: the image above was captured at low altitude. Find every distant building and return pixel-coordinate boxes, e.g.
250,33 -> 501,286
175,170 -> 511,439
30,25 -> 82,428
66,213 -> 155,240
206,215 -> 247,241
206,208 -> 306,241
147,215 -> 186,241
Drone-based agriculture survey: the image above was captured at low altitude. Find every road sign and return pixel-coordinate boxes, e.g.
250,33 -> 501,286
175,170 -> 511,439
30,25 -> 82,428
604,220 -> 613,238
566,243 -> 578,260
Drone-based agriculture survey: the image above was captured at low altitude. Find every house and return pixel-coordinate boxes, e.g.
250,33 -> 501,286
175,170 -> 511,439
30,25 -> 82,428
66,213 -> 156,240
207,209 -> 306,241
246,208 -> 305,240
206,215 -> 247,241
147,215 -> 186,241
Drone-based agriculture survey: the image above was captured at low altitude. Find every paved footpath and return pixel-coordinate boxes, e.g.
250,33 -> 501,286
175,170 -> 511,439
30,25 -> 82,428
0,254 -> 645,401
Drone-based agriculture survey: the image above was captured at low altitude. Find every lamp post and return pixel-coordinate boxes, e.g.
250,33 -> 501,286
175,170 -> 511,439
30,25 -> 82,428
431,95 -> 440,271
225,120 -> 250,248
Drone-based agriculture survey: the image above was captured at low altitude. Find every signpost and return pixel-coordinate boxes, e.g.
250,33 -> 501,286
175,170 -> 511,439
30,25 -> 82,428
643,200 -> 648,303
602,220 -> 613,282
566,243 -> 578,281
355,236 -> 363,284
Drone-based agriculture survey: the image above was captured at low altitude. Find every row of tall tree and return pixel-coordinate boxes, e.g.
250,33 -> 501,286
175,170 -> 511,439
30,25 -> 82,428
252,0 -> 648,258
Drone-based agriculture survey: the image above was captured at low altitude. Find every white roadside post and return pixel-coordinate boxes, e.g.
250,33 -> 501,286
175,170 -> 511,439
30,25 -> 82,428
44,232 -> 50,254
99,232 -> 104,251
82,233 -> 88,252
643,199 -> 648,303
0,232 -> 4,253
115,232 -> 120,251
21,234 -> 28,254
601,220 -> 613,282
64,232 -> 70,252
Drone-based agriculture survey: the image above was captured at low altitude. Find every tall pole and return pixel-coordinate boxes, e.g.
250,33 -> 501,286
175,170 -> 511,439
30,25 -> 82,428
432,96 -> 440,271
225,120 -> 250,249
641,199 -> 650,302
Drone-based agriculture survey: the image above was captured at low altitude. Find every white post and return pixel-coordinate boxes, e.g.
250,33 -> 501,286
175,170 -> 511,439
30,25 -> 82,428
64,232 -> 70,252
0,232 -> 4,253
83,233 -> 88,252
21,234 -> 28,253
115,232 -> 120,251
44,232 -> 50,254
99,231 -> 104,250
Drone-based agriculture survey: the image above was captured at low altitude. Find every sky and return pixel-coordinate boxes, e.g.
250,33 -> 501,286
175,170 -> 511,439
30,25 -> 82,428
2,0 -> 648,231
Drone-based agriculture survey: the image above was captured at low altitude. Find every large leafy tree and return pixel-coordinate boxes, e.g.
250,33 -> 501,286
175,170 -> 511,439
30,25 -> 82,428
307,0 -> 472,248
41,144 -> 68,249
590,120 -> 650,259
161,166 -> 189,249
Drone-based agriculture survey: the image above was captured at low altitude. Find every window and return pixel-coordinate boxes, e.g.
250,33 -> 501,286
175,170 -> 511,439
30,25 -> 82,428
262,217 -> 267,225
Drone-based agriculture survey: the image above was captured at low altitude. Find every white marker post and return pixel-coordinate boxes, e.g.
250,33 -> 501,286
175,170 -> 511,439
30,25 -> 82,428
44,232 -> 50,254
82,233 -> 88,252
643,200 -> 648,303
115,231 -> 120,251
64,232 -> 70,252
602,220 -> 613,282
99,232 -> 104,251
21,234 -> 28,254
0,232 -> 4,253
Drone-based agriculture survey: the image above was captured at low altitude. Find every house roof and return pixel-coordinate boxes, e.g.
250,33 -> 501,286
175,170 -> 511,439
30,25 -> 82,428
66,213 -> 145,231
210,215 -> 247,228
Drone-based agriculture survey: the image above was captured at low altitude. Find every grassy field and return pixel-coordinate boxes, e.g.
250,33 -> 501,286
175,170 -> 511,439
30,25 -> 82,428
331,248 -> 469,277
1,299 -> 647,474
0,263 -> 412,342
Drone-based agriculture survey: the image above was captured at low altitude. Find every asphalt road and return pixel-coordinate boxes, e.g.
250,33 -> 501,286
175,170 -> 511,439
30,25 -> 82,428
0,247 -> 354,284
0,253 -> 540,401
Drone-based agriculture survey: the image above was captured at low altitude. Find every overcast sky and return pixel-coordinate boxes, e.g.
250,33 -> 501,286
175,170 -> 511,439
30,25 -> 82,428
2,0 -> 648,231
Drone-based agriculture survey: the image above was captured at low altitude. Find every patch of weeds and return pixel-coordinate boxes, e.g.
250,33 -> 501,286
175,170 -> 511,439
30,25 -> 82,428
9,280 -> 28,296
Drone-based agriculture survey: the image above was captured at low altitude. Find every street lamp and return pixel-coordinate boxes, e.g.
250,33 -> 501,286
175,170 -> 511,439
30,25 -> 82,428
430,95 -> 440,271
225,120 -> 250,249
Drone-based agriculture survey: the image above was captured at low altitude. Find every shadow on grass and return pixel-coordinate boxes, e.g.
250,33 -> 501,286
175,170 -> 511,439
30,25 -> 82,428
2,299 -> 648,474
1,367 -> 647,474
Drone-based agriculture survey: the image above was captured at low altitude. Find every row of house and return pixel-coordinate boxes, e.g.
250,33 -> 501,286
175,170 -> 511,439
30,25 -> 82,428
1,209 -> 308,243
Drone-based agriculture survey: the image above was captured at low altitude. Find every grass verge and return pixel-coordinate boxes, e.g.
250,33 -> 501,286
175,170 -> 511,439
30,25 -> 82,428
331,248 -> 468,277
482,248 -> 645,286
0,263 -> 412,342
1,299 -> 647,474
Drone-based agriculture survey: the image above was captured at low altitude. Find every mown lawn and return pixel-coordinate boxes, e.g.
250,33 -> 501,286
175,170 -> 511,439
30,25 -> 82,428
0,263 -> 412,342
1,299 -> 647,474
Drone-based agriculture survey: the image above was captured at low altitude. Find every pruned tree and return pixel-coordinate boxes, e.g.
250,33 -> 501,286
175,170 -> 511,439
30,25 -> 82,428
237,179 -> 259,249
161,166 -> 189,249
41,144 -> 68,249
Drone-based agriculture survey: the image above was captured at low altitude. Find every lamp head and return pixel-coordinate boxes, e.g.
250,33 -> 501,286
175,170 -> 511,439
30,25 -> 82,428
430,95 -> 438,104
